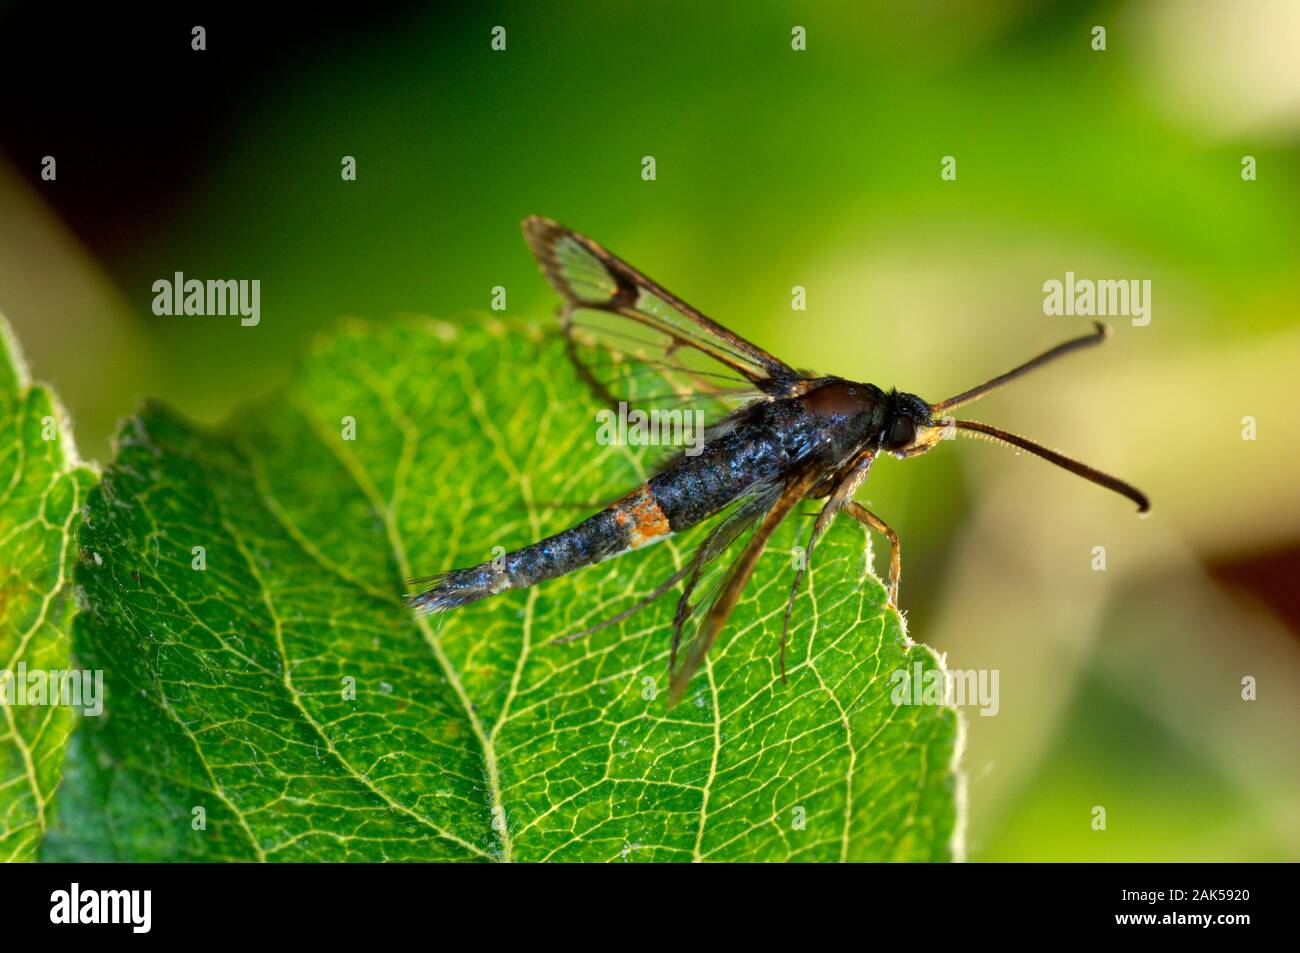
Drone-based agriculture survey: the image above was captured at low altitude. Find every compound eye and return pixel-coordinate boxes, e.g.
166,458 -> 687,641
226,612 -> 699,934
888,416 -> 915,448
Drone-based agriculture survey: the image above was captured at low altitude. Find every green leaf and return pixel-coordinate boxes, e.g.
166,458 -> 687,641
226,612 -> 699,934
45,316 -> 961,862
0,313 -> 95,862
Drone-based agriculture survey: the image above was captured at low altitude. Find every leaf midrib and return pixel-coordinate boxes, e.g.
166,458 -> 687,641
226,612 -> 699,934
286,392 -> 506,861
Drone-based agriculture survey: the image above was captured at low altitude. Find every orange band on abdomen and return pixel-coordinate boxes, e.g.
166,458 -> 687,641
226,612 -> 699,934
616,485 -> 672,549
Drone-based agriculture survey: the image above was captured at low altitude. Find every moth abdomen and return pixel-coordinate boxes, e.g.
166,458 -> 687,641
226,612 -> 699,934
406,483 -> 677,613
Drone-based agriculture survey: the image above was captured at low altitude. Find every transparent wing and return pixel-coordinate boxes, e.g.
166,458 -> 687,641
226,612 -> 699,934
550,462 -> 837,705
523,216 -> 804,421
552,475 -> 783,647
666,463 -> 827,705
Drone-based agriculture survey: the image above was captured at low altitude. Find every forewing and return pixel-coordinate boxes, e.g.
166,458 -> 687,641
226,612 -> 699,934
553,475 -> 781,647
666,479 -> 785,665
523,216 -> 803,419
667,464 -> 827,706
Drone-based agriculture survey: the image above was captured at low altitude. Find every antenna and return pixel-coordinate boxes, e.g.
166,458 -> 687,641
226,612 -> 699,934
931,322 -> 1110,415
950,418 -> 1149,513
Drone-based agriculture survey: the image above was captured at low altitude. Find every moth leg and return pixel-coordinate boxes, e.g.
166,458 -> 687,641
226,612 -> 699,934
667,469 -> 824,706
662,487 -> 784,681
779,450 -> 879,680
781,501 -> 840,681
843,500 -> 901,606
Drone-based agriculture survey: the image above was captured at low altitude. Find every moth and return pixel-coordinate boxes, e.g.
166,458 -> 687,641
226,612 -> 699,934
409,217 -> 1149,704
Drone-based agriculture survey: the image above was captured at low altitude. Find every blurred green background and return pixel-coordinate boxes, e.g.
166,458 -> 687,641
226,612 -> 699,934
1,0 -> 1297,860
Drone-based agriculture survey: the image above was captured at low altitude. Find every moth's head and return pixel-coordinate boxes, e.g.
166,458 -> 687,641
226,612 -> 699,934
883,391 -> 943,458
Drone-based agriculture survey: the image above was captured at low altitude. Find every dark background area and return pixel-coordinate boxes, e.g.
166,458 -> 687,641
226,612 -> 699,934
0,4 -> 426,249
